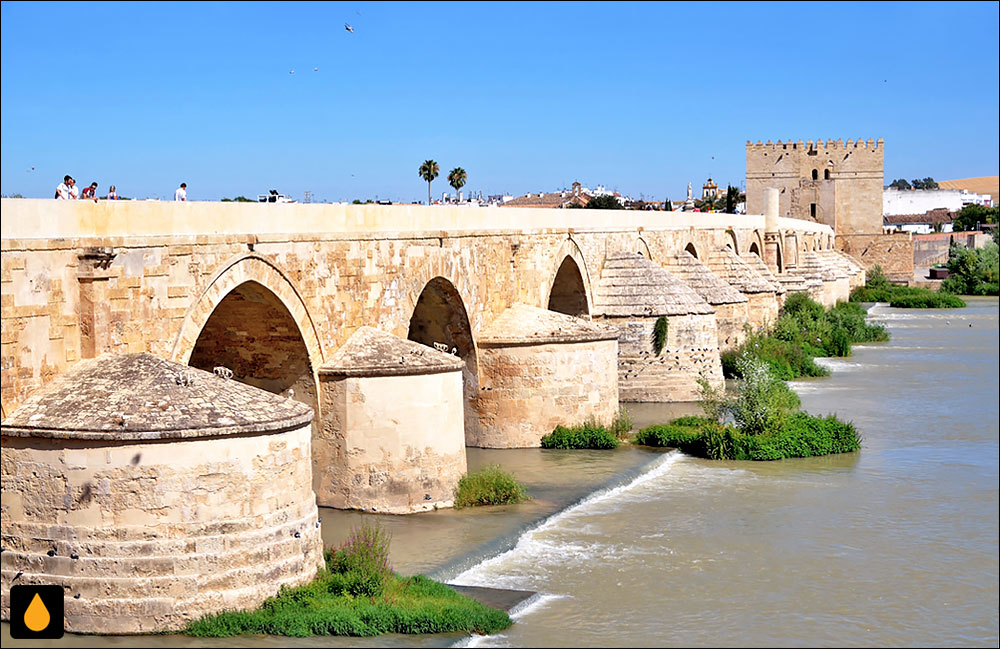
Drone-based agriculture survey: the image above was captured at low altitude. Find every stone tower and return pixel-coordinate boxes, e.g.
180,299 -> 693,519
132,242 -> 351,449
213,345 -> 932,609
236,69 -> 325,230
746,138 -> 884,235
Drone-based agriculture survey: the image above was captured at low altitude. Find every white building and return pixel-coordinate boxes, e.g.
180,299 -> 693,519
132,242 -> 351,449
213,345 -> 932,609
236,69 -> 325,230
883,188 -> 992,216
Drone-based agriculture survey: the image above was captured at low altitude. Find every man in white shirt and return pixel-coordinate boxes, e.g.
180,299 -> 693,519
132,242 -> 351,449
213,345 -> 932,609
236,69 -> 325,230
174,183 -> 187,202
56,175 -> 78,199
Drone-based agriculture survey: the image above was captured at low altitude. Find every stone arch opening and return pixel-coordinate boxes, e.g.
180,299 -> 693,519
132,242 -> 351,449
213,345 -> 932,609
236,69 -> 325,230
812,169 -> 819,180
188,280 -> 318,420
749,241 -> 761,256
548,256 -> 590,318
685,242 -> 699,259
635,237 -> 652,259
775,243 -> 784,273
824,169 -> 831,180
408,277 -> 480,438
726,230 -> 739,254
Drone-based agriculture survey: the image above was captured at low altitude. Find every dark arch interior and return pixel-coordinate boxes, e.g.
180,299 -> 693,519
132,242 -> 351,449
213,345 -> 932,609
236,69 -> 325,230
408,277 -> 479,440
775,245 -> 783,273
548,256 -> 589,318
189,281 -> 317,418
726,231 -> 739,254
685,242 -> 699,259
749,241 -> 761,256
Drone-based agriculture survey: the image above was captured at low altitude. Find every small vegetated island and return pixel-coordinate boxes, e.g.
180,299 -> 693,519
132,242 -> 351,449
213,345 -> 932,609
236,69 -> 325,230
186,520 -> 512,638
635,293 -> 885,460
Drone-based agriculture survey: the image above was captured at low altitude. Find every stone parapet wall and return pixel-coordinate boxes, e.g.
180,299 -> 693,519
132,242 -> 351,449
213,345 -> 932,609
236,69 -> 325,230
315,371 -> 466,513
837,233 -> 914,283
475,338 -> 619,447
606,313 -> 723,402
0,424 -> 323,633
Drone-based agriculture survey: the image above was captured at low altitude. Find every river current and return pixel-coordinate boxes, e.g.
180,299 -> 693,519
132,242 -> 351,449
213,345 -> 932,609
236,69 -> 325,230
451,298 -> 999,647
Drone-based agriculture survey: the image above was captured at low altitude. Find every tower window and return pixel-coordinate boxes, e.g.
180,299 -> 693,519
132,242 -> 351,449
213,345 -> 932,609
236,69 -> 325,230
810,203 -> 817,218
812,169 -> 818,180
824,169 -> 830,180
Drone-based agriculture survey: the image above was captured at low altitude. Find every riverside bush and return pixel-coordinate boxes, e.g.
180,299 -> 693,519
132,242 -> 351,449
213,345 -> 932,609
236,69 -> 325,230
185,522 -> 513,638
637,353 -> 859,461
725,293 -> 887,380
454,465 -> 528,507
540,421 -> 621,449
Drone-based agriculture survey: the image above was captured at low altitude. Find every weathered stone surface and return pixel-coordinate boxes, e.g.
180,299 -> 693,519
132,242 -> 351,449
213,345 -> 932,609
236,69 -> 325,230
476,304 -> 619,447
661,252 -> 749,351
1,358 -> 323,633
1,353 -> 312,439
315,328 -> 467,513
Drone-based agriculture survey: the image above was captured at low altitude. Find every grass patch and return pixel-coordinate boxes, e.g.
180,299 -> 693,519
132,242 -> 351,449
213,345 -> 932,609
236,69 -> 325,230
540,421 -> 620,449
454,465 -> 529,508
851,263 -> 973,306
185,521 -> 512,638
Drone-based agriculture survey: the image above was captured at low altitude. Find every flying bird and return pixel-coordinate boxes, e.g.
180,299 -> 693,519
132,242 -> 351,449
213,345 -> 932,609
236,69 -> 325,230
345,23 -> 354,33
289,70 -> 295,74
313,67 -> 319,71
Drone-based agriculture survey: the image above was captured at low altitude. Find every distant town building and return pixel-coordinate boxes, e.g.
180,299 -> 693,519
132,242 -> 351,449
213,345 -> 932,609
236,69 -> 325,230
884,208 -> 955,234
702,178 -> 719,199
883,187 -> 992,216
746,138 -> 884,235
501,181 -> 627,208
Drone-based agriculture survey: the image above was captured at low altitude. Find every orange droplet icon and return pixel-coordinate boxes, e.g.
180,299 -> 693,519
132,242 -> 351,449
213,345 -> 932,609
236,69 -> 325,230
24,592 -> 51,632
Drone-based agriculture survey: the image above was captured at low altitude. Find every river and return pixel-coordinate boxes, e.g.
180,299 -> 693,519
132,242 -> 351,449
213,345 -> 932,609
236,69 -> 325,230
450,297 -> 999,647
4,298 -> 997,647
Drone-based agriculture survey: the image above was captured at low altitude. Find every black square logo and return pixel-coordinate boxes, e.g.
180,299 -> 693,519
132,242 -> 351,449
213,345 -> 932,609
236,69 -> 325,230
9,584 -> 64,639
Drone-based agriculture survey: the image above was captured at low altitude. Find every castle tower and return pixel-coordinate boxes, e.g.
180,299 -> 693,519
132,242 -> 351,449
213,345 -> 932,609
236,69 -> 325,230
745,138 -> 884,235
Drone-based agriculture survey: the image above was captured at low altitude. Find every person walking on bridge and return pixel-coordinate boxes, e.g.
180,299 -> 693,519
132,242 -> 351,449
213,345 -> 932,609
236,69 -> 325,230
174,182 -> 187,202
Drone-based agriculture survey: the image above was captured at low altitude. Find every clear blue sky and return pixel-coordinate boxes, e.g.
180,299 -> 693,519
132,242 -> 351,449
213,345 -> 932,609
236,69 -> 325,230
2,1 -> 998,203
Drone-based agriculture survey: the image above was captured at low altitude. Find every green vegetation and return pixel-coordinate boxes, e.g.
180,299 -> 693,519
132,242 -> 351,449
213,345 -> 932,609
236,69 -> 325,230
952,204 -> 998,232
584,194 -> 624,210
448,167 -> 467,199
185,521 -> 512,638
888,177 -> 939,191
541,421 -> 620,449
221,195 -> 255,202
850,264 -> 969,306
941,241 -> 999,296
723,293 -> 888,380
454,465 -> 529,508
635,355 -> 860,461
418,160 -> 439,205
652,316 -> 669,355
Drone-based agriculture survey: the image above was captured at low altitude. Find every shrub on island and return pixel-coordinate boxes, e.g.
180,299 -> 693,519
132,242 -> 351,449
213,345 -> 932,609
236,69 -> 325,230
185,520 -> 512,638
454,464 -> 529,507
724,293 -> 888,380
635,354 -> 860,461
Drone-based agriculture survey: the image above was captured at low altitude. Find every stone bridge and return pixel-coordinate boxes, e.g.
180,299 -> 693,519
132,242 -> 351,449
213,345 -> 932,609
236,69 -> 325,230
1,198 -> 860,512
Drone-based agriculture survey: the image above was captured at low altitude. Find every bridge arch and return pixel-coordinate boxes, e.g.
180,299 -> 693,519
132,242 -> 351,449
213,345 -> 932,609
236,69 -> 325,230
172,254 -> 324,422
725,229 -> 739,254
407,276 -> 480,440
545,237 -> 594,318
684,242 -> 700,259
748,240 -> 761,256
635,236 -> 652,260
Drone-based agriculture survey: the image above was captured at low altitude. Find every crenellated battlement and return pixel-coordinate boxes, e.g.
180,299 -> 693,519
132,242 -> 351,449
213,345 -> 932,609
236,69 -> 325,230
747,137 -> 883,152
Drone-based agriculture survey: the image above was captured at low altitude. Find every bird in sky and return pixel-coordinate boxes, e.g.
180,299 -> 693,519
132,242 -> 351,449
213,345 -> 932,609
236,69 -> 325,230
345,23 -> 354,33
313,67 -> 319,71
290,70 -> 295,74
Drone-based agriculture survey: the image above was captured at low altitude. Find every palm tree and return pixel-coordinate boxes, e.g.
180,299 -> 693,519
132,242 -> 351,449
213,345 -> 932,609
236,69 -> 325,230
447,167 -> 467,203
418,160 -> 439,205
